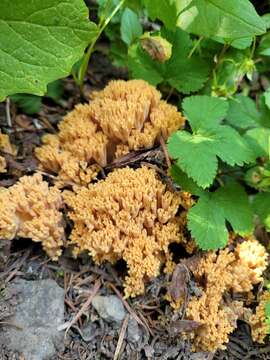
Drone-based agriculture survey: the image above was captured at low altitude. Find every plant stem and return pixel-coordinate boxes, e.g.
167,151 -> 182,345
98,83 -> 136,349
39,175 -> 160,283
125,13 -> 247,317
250,36 -> 256,59
188,36 -> 203,59
78,0 -> 125,91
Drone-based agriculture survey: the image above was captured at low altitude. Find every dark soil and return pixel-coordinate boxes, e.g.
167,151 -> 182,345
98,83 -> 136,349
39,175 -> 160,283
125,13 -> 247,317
0,50 -> 270,360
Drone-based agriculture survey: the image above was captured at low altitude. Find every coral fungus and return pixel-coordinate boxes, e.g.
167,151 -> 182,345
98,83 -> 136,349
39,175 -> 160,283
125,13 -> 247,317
230,237 -> 268,292
36,80 -> 185,185
64,166 -> 191,297
0,173 -> 64,259
175,237 -> 268,352
0,156 -> 6,173
0,131 -> 17,156
250,290 -> 270,343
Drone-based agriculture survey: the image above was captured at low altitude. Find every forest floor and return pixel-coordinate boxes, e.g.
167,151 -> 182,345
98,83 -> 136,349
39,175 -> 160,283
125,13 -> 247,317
0,51 -> 270,360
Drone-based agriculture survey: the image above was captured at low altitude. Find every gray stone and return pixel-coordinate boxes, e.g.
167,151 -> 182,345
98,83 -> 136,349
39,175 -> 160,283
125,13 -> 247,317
0,279 -> 65,360
92,295 -> 126,324
127,317 -> 141,343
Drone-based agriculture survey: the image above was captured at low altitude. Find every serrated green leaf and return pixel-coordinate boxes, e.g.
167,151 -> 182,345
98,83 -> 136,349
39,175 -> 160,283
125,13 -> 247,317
128,44 -> 163,84
142,0 -> 181,29
128,28 -> 210,94
226,95 -> 261,129
163,29 -> 210,93
168,96 -> 254,188
120,8 -> 142,45
170,165 -> 204,196
188,193 -> 228,250
0,0 -> 98,100
177,0 -> 266,40
168,130 -> 219,188
182,95 -> 228,131
188,183 -> 254,250
213,126 -> 255,166
214,183 -> 253,234
244,128 -> 270,158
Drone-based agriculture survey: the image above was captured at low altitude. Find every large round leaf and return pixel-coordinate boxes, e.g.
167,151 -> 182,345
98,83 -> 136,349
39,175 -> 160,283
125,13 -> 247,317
0,0 -> 98,100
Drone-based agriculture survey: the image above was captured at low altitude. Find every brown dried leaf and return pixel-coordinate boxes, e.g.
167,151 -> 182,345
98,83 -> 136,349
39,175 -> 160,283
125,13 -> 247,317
169,319 -> 201,335
168,264 -> 189,302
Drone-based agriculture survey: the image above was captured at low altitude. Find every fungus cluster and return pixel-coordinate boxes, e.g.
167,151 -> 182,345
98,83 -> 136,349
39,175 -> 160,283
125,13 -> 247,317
0,79 -> 269,355
36,79 -> 185,185
250,290 -> 270,343
170,237 -> 268,352
0,173 -> 64,259
64,166 -> 192,297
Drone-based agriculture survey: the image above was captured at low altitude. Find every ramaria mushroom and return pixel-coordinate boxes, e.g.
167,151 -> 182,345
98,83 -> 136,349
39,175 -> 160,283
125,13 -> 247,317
36,80 -> 185,185
0,173 -> 64,259
64,166 -> 192,297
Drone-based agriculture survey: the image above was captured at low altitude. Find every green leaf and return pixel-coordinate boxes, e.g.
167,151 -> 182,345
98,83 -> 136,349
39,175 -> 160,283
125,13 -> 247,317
128,28 -> 210,94
258,33 -> 270,56
0,0 -> 98,100
252,192 -> 270,230
264,89 -> 270,110
47,80 -> 64,102
177,0 -> 266,40
244,128 -> 270,158
128,44 -> 163,84
168,96 -> 254,188
10,94 -> 42,114
182,95 -> 228,131
259,94 -> 270,128
142,0 -> 181,29
263,14 -> 270,29
170,165 -> 205,196
188,193 -> 228,250
213,35 -> 252,50
120,8 -> 142,45
265,299 -> 270,334
226,95 -> 261,129
214,182 -> 253,235
188,183 -> 254,250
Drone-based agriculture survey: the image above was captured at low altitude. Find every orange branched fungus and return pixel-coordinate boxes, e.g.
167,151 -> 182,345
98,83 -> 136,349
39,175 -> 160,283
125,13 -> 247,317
0,156 -> 6,173
230,237 -> 268,292
178,237 -> 268,352
0,131 -> 17,156
64,166 -> 191,297
36,80 -> 185,185
0,174 -> 64,259
250,291 -> 270,344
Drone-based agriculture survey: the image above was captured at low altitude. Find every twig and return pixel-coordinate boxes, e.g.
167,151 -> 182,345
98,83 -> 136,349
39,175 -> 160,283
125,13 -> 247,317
113,315 -> 129,360
62,279 -> 101,336
5,97 -> 12,128
65,298 -> 83,328
109,283 -> 153,336
159,136 -> 171,168
188,36 -> 203,59
0,321 -> 23,330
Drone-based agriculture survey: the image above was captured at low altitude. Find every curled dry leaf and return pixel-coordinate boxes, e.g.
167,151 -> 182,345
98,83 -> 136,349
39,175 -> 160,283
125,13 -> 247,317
168,263 -> 190,302
169,319 -> 202,336
140,33 -> 172,63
